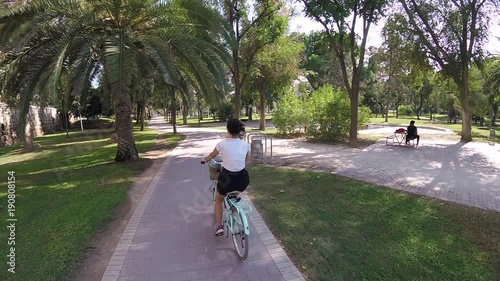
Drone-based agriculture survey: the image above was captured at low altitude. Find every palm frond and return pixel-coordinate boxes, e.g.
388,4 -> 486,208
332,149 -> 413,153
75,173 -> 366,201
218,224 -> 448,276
141,39 -> 179,86
104,33 -> 134,100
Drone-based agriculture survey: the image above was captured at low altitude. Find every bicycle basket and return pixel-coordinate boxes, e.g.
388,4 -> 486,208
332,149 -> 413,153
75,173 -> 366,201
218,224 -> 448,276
208,159 -> 223,180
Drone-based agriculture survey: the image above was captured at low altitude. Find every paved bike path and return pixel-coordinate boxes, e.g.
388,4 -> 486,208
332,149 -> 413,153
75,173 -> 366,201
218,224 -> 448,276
101,118 -> 305,281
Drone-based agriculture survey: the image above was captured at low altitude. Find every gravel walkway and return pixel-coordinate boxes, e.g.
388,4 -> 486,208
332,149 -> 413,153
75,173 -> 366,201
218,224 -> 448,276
262,126 -> 500,212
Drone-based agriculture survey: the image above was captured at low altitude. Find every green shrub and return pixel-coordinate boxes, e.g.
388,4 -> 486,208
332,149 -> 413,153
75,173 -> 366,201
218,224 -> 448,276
358,106 -> 372,129
214,102 -> 234,121
275,86 -> 372,139
398,105 -> 413,116
274,88 -> 307,134
306,85 -> 350,141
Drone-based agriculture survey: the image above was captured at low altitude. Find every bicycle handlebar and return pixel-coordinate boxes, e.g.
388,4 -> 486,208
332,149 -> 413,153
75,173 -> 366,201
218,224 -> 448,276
201,159 -> 222,165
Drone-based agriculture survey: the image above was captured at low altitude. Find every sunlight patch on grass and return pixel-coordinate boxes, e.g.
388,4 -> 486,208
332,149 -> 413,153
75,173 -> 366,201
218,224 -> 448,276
0,127 -> 182,281
248,165 -> 500,281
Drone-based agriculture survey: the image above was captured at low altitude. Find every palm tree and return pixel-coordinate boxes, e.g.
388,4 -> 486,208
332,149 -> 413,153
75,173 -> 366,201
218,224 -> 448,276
0,0 -> 230,160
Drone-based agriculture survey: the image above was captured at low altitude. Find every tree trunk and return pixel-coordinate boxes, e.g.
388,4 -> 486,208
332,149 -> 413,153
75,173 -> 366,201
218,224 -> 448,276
79,109 -> 84,131
385,102 -> 389,122
169,87 -> 177,134
140,102 -> 145,131
182,94 -> 188,125
458,71 -> 472,142
171,101 -> 177,134
249,105 -> 253,121
233,52 -> 242,119
136,102 -> 141,124
349,85 -> 359,147
63,90 -> 70,137
417,98 -> 423,120
259,90 -> 266,130
492,104 -> 498,126
22,112 -> 35,152
461,100 -> 472,141
114,93 -> 139,161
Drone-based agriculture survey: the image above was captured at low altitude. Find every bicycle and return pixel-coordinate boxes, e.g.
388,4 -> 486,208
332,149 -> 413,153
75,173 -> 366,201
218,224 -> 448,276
201,160 -> 251,260
223,190 -> 251,259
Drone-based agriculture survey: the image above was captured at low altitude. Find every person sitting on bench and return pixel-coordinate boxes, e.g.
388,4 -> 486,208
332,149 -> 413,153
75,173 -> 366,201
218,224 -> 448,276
406,120 -> 420,146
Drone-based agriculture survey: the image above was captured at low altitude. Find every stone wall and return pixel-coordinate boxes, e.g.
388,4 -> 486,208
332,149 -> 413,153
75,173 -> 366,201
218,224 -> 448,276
0,102 -> 61,147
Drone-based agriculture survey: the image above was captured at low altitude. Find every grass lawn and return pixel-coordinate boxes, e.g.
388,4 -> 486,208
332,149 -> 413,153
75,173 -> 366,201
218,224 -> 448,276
0,127 -> 184,281
248,166 -> 500,281
174,116 -> 219,126
369,114 -> 500,142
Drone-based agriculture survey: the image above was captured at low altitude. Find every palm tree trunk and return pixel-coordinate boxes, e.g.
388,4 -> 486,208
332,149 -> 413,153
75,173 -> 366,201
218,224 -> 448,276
114,93 -> 139,161
167,86 -> 176,133
182,94 -> 188,125
171,100 -> 177,134
22,112 -> 35,152
140,102 -> 145,131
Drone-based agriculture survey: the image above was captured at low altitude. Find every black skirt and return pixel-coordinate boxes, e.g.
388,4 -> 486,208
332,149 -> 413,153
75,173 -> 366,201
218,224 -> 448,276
217,168 -> 249,196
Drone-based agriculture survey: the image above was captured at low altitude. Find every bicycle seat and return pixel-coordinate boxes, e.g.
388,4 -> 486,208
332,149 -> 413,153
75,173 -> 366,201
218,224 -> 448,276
226,191 -> 241,201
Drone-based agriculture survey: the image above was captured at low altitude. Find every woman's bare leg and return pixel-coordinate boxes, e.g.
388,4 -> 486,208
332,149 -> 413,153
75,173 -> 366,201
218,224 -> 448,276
214,192 -> 224,225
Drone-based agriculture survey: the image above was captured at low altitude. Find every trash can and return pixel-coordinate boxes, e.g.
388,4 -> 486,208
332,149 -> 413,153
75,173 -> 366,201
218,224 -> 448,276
251,138 -> 263,162
489,129 -> 495,146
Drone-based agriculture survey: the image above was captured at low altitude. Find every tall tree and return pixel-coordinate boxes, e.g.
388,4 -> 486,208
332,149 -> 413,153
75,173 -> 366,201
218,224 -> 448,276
0,0 -> 229,157
398,0 -> 498,141
300,31 -> 344,90
247,35 -> 302,130
218,0 -> 286,118
300,0 -> 388,147
486,58 -> 500,125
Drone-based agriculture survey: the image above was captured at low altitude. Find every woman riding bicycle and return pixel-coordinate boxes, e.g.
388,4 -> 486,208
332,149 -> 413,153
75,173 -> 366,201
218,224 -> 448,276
202,118 -> 249,236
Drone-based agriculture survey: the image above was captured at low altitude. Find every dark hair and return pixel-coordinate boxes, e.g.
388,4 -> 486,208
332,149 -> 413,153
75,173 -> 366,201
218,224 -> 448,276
410,120 -> 415,125
227,118 -> 245,135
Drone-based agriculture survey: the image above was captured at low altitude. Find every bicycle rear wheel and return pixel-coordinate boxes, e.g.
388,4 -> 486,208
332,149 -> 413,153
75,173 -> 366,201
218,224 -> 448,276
231,210 -> 249,260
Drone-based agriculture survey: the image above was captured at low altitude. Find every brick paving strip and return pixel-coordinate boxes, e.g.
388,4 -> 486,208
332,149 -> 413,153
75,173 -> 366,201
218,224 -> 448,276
101,120 -> 305,281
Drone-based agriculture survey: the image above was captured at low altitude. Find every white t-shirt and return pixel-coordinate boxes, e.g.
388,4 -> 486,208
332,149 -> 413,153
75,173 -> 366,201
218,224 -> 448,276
216,138 -> 249,172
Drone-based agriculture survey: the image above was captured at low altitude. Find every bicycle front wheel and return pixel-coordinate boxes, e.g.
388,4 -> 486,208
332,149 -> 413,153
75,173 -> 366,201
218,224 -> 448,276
231,210 -> 249,260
